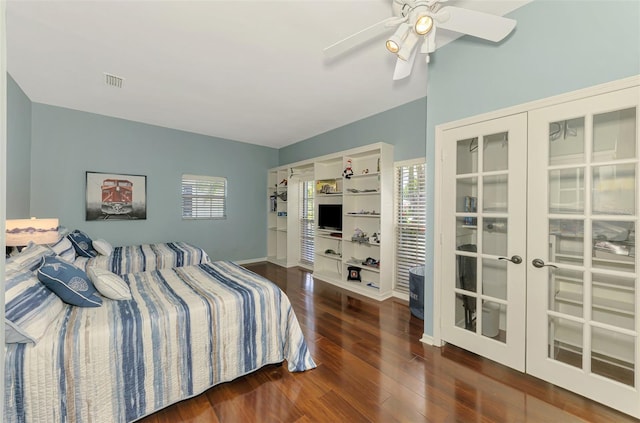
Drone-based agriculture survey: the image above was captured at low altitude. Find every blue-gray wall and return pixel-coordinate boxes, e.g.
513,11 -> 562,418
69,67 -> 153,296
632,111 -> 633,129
422,0 -> 640,336
279,97 -> 426,164
6,75 -> 30,218
25,103 -> 278,261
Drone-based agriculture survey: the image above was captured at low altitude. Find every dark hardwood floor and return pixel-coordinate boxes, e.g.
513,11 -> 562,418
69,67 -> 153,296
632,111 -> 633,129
141,263 -> 636,423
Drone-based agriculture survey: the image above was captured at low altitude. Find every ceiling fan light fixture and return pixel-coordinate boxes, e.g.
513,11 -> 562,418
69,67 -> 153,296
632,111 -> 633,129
385,23 -> 410,54
414,14 -> 434,35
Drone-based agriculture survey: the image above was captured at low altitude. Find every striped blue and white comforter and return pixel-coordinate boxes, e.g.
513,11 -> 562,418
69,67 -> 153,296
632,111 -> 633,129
4,261 -> 316,423
74,241 -> 210,275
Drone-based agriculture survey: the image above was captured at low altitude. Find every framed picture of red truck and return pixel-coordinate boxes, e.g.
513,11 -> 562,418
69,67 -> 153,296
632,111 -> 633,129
86,171 -> 147,221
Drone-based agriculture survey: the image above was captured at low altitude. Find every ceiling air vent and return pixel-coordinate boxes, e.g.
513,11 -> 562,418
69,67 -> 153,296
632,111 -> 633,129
104,73 -> 124,88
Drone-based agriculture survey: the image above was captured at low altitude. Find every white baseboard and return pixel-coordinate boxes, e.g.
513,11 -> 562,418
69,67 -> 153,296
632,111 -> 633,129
234,257 -> 267,265
420,334 -> 435,346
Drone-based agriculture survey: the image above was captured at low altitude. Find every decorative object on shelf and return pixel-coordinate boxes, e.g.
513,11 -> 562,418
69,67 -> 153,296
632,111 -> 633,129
362,257 -> 380,268
316,179 -> 338,194
279,178 -> 288,186
362,169 -> 369,174
343,159 -> 354,179
277,211 -> 287,217
324,249 -> 341,257
277,191 -> 288,201
270,194 -> 277,212
6,217 -> 60,255
351,228 -> 369,244
347,266 -> 362,281
86,171 -> 146,221
372,232 -> 381,244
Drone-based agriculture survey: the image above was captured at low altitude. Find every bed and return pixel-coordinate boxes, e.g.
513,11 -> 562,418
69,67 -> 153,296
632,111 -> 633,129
73,241 -> 211,275
4,260 -> 316,422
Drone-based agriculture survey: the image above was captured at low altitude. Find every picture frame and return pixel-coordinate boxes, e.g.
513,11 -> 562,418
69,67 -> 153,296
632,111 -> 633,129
86,171 -> 147,221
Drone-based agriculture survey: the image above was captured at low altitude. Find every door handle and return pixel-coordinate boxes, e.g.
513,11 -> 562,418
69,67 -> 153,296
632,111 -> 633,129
498,255 -> 522,264
532,258 -> 558,269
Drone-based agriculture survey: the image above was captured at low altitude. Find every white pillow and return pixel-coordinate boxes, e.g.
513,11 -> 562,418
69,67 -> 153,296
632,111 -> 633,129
87,267 -> 131,300
93,239 -> 113,256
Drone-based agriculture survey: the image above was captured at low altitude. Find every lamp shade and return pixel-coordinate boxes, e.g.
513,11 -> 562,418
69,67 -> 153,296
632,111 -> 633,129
6,218 -> 59,246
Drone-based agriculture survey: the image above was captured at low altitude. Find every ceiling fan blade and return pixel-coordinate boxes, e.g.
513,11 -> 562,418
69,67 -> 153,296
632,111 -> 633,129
323,16 -> 405,59
436,6 -> 516,42
392,47 -> 418,81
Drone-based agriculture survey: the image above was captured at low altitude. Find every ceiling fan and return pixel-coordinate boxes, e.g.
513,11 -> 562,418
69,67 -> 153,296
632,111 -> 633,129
323,0 -> 517,80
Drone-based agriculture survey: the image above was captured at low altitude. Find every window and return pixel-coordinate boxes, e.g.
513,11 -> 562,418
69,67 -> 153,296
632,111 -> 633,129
299,180 -> 315,265
181,174 -> 227,219
394,160 -> 426,293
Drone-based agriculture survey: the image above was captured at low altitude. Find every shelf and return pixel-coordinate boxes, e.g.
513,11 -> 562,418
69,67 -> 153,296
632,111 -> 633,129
277,228 -> 287,232
347,172 -> 380,179
345,260 -> 380,273
345,213 -> 381,218
344,191 -> 379,196
316,253 -> 342,261
268,226 -> 277,230
316,233 -> 343,241
348,240 -> 380,247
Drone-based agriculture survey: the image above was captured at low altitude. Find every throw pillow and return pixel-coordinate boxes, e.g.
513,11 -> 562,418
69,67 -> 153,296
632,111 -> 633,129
87,267 -> 131,300
67,229 -> 98,258
37,256 -> 102,307
5,242 -> 56,273
5,268 -> 66,343
93,239 -> 114,256
50,234 -> 76,262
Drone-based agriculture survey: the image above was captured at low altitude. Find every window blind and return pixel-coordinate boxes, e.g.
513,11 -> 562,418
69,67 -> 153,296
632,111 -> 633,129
394,161 -> 426,293
181,174 -> 227,220
300,180 -> 315,265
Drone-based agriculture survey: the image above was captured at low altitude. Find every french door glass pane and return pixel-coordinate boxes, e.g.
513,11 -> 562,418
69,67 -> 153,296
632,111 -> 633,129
483,175 -> 508,213
549,268 -> 584,318
482,258 -> 507,300
549,117 -> 585,166
548,316 -> 583,369
592,221 -> 635,273
483,132 -> 508,171
549,219 -> 584,266
482,300 -> 505,342
593,107 -> 637,162
456,177 -> 477,213
549,168 -> 584,214
592,164 -> 636,215
483,217 -> 507,256
592,273 -> 635,330
457,138 -> 478,174
591,326 -> 635,387
456,293 -> 476,332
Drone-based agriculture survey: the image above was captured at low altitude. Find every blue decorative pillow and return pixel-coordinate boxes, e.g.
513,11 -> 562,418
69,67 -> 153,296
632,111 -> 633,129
37,256 -> 102,307
5,267 -> 66,343
67,229 -> 97,258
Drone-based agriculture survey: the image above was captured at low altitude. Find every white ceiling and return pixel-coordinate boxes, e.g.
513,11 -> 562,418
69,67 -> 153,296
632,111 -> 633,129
6,1 -> 530,149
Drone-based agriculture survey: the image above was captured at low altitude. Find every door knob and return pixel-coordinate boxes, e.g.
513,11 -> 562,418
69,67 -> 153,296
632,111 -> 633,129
532,258 -> 558,269
498,255 -> 522,264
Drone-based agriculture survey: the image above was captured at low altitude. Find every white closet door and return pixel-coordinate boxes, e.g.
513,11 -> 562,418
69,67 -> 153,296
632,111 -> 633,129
527,86 -> 639,417
441,113 -> 528,371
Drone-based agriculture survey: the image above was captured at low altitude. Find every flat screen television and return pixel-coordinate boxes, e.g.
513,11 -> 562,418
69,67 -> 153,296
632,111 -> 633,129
318,204 -> 342,231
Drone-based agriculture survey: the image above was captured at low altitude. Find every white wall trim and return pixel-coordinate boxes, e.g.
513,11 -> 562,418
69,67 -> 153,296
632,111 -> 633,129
1,1 -> 7,416
420,333 -> 435,346
234,257 -> 267,265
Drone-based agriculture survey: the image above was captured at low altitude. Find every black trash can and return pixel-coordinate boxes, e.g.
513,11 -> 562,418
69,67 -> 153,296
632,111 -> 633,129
409,266 -> 425,320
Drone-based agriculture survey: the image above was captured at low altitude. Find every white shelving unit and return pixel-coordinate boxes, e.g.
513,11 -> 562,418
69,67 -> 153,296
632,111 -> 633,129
267,142 -> 394,300
267,166 -> 292,267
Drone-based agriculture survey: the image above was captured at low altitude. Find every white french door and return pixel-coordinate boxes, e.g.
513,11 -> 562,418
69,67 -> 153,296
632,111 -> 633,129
526,87 -> 639,417
440,113 -> 528,372
439,84 -> 640,417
